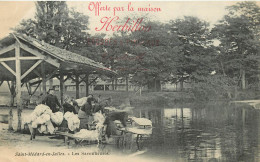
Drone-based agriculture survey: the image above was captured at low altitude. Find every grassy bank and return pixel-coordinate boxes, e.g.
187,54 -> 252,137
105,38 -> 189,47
0,90 -> 195,108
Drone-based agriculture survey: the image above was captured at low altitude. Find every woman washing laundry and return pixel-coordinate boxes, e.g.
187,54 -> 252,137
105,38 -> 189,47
62,95 -> 77,114
103,111 -> 129,142
76,95 -> 96,129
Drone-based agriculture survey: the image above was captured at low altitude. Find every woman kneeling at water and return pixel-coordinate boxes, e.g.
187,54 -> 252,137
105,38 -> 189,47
103,111 -> 128,140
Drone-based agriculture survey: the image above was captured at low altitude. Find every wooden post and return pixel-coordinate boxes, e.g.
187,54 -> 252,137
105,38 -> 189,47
85,74 -> 89,96
8,81 -> 15,131
60,69 -> 64,105
41,62 -> 47,95
49,79 -> 53,89
75,74 -> 79,99
38,77 -> 42,93
15,42 -> 22,132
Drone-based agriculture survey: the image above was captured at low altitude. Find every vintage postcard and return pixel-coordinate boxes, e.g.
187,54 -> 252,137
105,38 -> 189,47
0,1 -> 260,162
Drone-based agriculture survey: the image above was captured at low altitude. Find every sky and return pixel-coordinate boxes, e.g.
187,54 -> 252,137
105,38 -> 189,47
0,1 -> 258,39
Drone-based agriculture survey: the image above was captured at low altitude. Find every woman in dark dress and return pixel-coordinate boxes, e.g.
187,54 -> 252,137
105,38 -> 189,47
63,95 -> 77,114
42,89 -> 61,113
103,111 -> 128,138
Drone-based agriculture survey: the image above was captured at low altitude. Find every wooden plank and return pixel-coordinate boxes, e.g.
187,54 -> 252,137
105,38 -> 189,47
0,44 -> 15,56
20,42 -> 60,68
0,62 -> 16,76
19,57 -> 41,60
15,42 -> 22,132
0,57 -> 16,62
21,60 -> 43,80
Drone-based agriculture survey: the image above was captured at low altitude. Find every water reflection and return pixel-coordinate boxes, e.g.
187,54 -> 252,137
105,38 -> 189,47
128,104 -> 260,162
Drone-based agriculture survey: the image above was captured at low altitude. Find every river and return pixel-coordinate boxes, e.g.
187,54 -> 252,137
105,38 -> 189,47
103,103 -> 260,162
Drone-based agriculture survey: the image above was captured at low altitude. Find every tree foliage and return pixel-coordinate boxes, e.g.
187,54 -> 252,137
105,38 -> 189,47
212,2 -> 260,89
14,1 -> 90,51
12,1 -> 260,98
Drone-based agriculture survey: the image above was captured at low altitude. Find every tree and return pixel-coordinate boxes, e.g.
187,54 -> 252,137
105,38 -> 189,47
212,2 -> 260,90
169,16 -> 214,91
125,20 -> 181,92
14,2 -> 90,51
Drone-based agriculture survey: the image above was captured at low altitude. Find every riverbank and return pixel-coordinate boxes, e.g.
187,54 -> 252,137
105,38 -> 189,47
0,107 -> 172,162
1,89 -> 260,109
0,122 -> 161,162
0,91 -> 195,108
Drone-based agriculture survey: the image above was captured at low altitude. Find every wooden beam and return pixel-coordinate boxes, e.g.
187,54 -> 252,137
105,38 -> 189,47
33,70 -> 41,78
31,82 -> 41,96
0,44 -> 15,56
75,74 -> 79,99
41,62 -> 47,94
29,79 -> 42,86
20,42 -> 60,68
68,75 -> 76,82
89,77 -> 98,85
60,69 -> 64,105
19,56 -> 41,60
85,74 -> 89,97
64,76 -> 70,82
46,68 -> 58,81
15,41 -> 22,132
0,57 -> 16,62
79,75 -> 87,84
7,81 -> 11,90
25,82 -> 32,95
1,62 -> 16,76
11,33 -> 21,45
69,75 -> 76,82
21,60 -> 43,80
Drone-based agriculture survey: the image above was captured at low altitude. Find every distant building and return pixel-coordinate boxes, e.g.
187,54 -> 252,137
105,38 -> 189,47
161,81 -> 191,91
30,78 -> 143,93
29,77 -> 191,93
